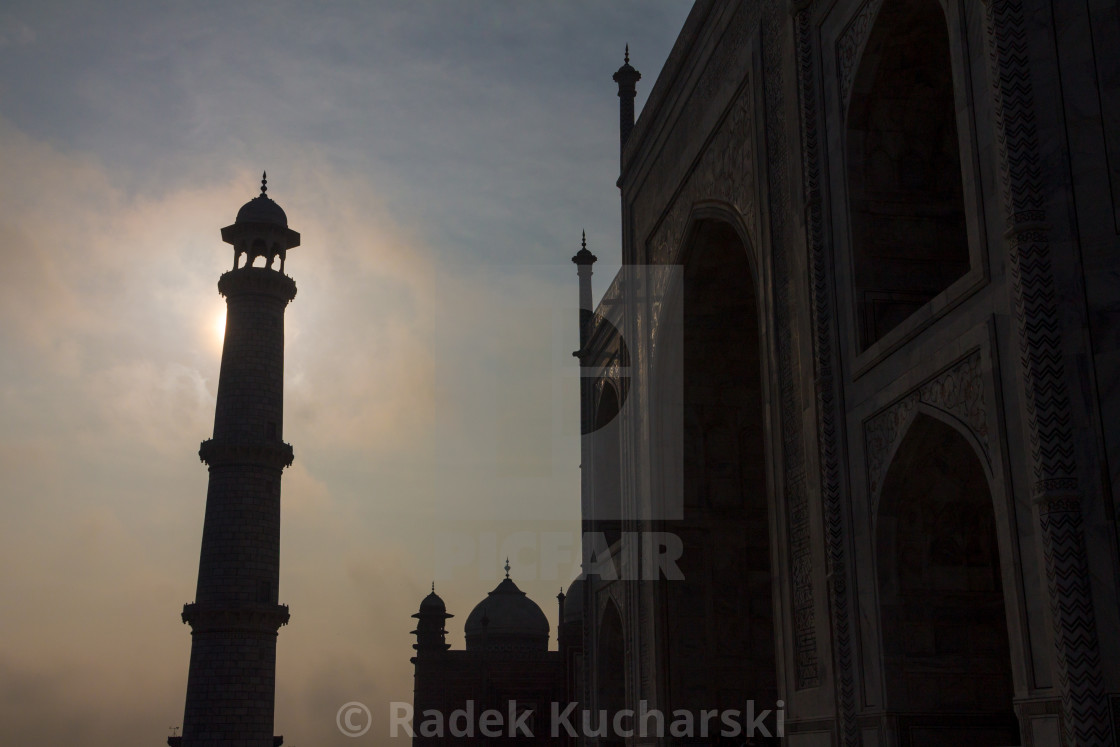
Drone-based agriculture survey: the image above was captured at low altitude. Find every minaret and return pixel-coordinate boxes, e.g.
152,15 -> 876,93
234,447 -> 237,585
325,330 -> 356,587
411,583 -> 452,655
572,232 -> 598,577
572,230 -> 597,355
612,45 -> 641,158
174,173 -> 299,747
410,584 -> 452,747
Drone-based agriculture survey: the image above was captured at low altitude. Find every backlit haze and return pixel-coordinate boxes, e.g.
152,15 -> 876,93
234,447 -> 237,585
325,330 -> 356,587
0,2 -> 692,745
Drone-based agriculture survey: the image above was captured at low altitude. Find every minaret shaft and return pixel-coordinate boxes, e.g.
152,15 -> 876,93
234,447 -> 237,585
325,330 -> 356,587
212,290 -> 287,444
176,178 -> 299,747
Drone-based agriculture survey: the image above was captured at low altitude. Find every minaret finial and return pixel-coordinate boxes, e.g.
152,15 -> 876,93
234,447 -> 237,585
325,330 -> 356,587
613,45 -> 641,154
431,581 -> 435,593
260,171 -> 268,196
505,557 -> 511,579
582,230 -> 587,251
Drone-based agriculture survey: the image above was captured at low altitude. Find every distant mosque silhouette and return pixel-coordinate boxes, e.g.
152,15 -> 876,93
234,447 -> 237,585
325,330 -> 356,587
409,561 -> 582,745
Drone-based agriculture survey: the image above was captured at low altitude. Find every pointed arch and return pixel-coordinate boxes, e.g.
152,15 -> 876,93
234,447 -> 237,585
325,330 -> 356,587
870,401 -> 996,520
875,412 -> 1019,742
846,0 -> 970,349
649,211 -> 778,715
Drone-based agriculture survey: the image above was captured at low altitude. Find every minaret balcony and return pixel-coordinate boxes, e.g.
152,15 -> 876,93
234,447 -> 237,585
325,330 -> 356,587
198,438 -> 294,469
217,266 -> 297,302
181,601 -> 291,632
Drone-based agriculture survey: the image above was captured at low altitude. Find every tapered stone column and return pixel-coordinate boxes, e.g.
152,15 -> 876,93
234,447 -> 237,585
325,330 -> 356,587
174,174 -> 299,747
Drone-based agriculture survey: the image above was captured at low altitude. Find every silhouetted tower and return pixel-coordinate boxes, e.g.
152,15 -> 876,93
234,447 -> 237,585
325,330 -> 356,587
174,174 -> 299,747
571,232 -> 598,596
612,45 -> 641,157
411,583 -> 452,654
572,230 -> 597,352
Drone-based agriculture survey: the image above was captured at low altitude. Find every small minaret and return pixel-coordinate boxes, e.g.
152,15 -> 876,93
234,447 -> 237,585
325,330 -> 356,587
572,233 -> 598,583
410,584 -> 452,747
411,583 -> 453,655
612,45 -> 641,157
572,230 -> 598,357
174,173 -> 300,747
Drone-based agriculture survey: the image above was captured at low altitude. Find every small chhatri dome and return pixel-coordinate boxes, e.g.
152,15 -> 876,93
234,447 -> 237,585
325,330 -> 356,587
572,229 -> 597,266
464,570 -> 549,653
613,43 -> 640,82
412,581 -> 452,653
418,582 -> 447,614
235,171 -> 288,226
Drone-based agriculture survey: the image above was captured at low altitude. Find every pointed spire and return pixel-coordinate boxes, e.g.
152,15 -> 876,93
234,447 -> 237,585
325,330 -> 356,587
260,171 -> 268,196
504,557 -> 511,579
431,581 -> 435,593
613,45 -> 641,152
573,229 -> 597,266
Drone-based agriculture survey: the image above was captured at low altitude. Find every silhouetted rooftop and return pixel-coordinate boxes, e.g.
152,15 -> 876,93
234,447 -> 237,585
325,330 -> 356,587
464,576 -> 549,652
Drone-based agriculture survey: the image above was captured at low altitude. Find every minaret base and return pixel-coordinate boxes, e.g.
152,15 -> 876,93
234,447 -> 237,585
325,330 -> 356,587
168,738 -> 283,746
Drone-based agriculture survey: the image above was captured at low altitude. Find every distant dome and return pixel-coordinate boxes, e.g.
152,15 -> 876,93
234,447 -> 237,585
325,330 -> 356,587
235,172 -> 288,226
562,579 -> 584,624
464,576 -> 549,652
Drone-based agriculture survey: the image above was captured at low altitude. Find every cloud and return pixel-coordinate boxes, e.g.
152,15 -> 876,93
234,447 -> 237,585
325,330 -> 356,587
0,2 -> 695,743
0,18 -> 34,48
0,119 -> 446,745
0,112 -> 582,745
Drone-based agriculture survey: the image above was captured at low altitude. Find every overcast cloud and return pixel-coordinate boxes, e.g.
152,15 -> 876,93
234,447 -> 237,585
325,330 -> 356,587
0,2 -> 692,744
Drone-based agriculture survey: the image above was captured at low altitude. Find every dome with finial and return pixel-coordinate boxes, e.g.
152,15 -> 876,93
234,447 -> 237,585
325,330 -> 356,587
464,560 -> 549,652
418,582 -> 447,614
412,582 -> 452,654
235,171 -> 288,226
572,229 -> 597,266
613,43 -> 641,83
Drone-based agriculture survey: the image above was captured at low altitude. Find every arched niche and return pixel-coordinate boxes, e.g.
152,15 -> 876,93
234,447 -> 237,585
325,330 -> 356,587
876,412 -> 1019,743
658,217 -> 777,713
847,0 -> 970,349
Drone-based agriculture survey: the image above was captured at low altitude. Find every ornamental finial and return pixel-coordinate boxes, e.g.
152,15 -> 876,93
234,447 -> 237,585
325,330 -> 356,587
431,581 -> 435,593
261,171 -> 268,196
504,557 -> 511,579
572,230 -> 597,266
625,44 -> 630,65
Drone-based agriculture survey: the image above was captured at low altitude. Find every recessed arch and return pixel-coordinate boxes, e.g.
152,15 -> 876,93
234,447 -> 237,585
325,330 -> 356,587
653,214 -> 778,714
846,0 -> 970,349
591,383 -> 623,548
876,412 -> 1019,743
870,402 -> 995,518
674,201 -> 759,283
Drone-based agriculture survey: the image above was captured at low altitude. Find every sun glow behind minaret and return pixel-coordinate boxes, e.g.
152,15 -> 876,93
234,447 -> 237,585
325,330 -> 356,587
212,308 -> 226,348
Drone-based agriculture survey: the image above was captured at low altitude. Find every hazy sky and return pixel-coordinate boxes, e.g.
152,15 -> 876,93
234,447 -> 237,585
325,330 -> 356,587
0,2 -> 693,744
